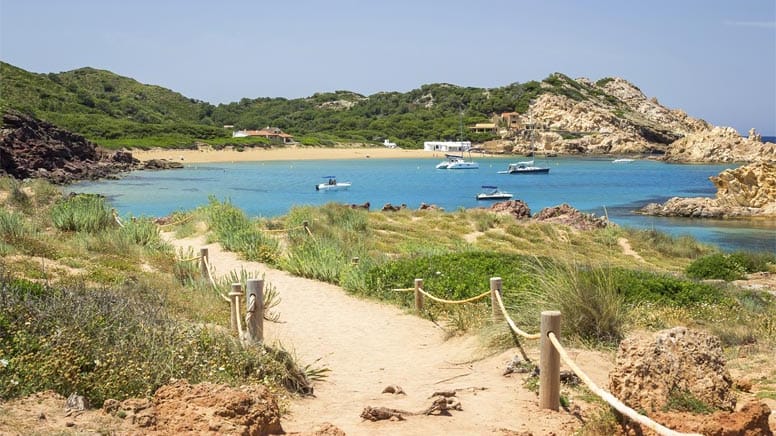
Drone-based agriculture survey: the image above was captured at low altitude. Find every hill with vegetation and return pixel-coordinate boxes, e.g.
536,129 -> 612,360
1,62 -> 715,152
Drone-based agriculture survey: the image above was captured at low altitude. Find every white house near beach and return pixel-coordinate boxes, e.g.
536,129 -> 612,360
423,141 -> 472,152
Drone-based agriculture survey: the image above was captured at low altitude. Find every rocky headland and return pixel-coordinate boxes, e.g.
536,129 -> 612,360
493,76 -> 775,163
639,161 -> 776,218
0,112 -> 182,184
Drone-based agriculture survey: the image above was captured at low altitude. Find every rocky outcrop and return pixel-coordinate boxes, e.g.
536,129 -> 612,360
533,203 -> 610,230
489,200 -> 531,219
0,111 -> 178,184
608,327 -> 736,413
664,126 -> 776,163
639,162 -> 776,217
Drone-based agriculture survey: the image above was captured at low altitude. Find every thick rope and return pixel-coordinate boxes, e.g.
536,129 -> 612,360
158,214 -> 192,227
390,287 -> 415,292
202,256 -> 230,303
547,332 -> 702,436
493,289 -> 541,340
416,288 -> 491,305
180,255 -> 202,262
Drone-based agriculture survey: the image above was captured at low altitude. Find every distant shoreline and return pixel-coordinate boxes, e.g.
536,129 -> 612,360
129,145 -> 505,164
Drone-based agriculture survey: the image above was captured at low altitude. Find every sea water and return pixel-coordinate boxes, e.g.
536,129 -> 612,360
68,157 -> 775,253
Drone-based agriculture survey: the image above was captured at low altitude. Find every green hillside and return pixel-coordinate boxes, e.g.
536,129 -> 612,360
1,61 -> 630,149
0,62 -> 224,143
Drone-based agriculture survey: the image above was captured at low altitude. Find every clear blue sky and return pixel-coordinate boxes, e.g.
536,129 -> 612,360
1,0 -> 774,135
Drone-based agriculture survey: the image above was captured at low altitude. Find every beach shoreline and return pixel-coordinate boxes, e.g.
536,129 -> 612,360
129,145 -> 454,164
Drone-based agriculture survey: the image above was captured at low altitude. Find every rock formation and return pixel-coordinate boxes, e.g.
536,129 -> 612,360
608,327 -> 736,413
532,203 -> 610,230
0,111 -> 181,184
489,200 -> 532,220
102,379 -> 283,434
639,161 -> 776,218
664,126 -> 776,163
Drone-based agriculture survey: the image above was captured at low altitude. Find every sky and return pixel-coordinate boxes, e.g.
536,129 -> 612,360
1,0 -> 774,135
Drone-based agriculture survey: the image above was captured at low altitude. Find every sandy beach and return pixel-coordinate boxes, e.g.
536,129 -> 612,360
129,145 -> 445,164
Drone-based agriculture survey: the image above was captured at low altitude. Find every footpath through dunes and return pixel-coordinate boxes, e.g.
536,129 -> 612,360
166,233 -> 613,435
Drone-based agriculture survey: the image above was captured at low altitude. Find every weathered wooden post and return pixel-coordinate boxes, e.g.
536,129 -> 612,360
199,247 -> 209,281
490,277 -> 503,320
414,278 -> 424,312
539,310 -> 561,410
228,283 -> 244,333
245,278 -> 264,343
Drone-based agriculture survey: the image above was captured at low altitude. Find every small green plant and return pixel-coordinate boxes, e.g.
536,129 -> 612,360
663,388 -> 714,414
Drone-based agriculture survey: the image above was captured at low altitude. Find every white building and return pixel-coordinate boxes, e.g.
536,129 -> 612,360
383,139 -> 397,148
423,141 -> 472,152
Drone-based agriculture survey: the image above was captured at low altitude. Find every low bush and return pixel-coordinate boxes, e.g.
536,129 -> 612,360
0,273 -> 311,405
684,251 -> 773,281
612,269 -> 726,306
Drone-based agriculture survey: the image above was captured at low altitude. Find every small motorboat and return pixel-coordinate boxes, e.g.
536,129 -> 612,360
612,158 -> 635,163
476,185 -> 513,200
315,176 -> 351,191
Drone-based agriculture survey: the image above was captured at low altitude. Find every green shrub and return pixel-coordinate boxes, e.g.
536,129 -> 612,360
727,251 -> 775,273
686,253 -> 747,281
50,194 -> 115,233
0,209 -> 32,243
612,269 -> 726,306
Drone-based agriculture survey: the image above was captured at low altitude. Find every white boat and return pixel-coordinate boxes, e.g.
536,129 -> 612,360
435,154 -> 479,169
612,158 -> 635,163
315,176 -> 351,191
499,162 -> 550,174
476,185 -> 513,200
499,107 -> 549,174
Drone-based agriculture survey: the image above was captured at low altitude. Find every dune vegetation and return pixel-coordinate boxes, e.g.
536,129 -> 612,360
1,179 -> 774,420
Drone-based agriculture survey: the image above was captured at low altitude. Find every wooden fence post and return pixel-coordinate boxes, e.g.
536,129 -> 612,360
490,277 -> 503,320
414,278 -> 424,312
199,247 -> 209,281
539,310 -> 561,410
245,278 -> 264,343
229,283 -> 243,332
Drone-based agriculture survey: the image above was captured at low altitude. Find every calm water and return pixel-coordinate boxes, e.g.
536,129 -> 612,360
69,157 -> 776,253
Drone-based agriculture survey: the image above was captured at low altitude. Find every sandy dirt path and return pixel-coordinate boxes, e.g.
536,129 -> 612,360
167,234 -> 612,435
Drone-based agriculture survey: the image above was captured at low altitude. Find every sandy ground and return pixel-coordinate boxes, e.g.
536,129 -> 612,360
130,146 -> 454,164
165,233 -> 614,435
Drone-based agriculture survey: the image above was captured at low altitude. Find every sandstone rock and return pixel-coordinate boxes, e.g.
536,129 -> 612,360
608,327 -> 736,414
664,126 -> 776,163
489,200 -> 531,220
638,162 -> 776,217
150,379 -> 282,435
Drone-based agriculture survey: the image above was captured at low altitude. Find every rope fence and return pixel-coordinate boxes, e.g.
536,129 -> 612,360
392,276 -> 700,436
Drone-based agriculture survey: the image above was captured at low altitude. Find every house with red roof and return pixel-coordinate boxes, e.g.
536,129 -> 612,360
232,127 -> 295,144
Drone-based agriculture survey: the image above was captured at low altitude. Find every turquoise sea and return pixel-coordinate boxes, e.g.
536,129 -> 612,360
68,156 -> 776,253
